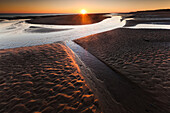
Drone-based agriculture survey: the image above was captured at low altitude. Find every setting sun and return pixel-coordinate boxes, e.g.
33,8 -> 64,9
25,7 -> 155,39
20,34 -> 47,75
81,9 -> 87,14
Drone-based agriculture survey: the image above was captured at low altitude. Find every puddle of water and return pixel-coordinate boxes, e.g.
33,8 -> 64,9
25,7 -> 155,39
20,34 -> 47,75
126,23 -> 170,29
124,17 -> 170,29
129,18 -> 170,21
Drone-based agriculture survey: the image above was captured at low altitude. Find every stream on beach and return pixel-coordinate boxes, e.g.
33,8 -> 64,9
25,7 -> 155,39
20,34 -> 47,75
0,16 -> 125,49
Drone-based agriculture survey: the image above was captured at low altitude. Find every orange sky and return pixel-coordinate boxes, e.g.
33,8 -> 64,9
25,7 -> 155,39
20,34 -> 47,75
0,0 -> 170,13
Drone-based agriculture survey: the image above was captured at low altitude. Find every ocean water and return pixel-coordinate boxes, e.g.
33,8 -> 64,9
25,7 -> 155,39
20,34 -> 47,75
0,13 -> 75,18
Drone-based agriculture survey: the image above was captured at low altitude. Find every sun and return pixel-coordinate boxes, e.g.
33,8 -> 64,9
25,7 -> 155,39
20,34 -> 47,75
81,9 -> 87,14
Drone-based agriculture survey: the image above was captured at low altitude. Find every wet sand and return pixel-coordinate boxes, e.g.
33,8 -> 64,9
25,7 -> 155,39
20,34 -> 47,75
26,14 -> 109,25
25,26 -> 72,33
74,28 -> 170,112
122,9 -> 170,27
0,43 -> 101,113
125,20 -> 170,27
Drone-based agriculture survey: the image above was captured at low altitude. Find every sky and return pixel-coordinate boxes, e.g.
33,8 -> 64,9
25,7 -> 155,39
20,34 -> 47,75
0,0 -> 170,13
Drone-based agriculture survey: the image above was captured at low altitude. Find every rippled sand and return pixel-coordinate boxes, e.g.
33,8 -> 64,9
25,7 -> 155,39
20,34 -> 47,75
0,43 -> 101,113
75,28 -> 170,112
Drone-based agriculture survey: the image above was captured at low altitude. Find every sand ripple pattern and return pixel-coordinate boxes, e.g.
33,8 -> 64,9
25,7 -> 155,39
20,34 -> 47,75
75,28 -> 170,111
0,43 -> 100,113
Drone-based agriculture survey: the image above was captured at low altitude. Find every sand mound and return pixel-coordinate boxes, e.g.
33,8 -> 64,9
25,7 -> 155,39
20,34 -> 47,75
74,28 -> 170,112
0,43 -> 101,113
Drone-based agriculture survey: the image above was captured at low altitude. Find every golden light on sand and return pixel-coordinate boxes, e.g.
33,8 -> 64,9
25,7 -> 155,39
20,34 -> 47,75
81,9 -> 87,14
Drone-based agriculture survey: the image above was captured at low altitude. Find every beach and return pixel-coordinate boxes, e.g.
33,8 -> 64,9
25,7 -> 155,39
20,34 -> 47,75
0,10 -> 170,113
74,28 -> 170,112
0,43 -> 101,113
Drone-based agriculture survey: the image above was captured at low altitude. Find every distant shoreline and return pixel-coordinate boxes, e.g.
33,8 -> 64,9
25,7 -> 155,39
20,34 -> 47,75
119,9 -> 170,26
26,14 -> 110,25
0,13 -> 110,25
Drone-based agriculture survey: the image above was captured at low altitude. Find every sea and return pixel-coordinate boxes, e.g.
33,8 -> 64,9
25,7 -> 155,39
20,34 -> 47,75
0,13 -> 76,18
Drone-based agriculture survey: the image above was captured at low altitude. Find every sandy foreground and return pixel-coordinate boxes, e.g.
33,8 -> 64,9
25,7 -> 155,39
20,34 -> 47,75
0,43 -> 101,113
75,28 -> 170,112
